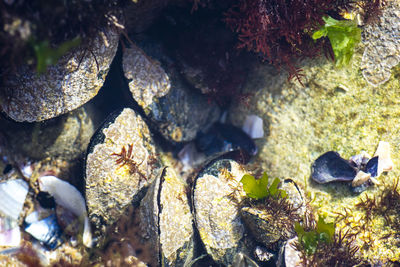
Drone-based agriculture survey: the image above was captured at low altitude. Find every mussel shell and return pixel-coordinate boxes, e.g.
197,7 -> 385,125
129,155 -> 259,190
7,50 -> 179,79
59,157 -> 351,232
195,122 -> 257,156
25,214 -> 63,250
365,156 -> 379,177
85,108 -> 160,238
139,167 -> 194,266
311,151 -> 357,184
193,157 -> 254,265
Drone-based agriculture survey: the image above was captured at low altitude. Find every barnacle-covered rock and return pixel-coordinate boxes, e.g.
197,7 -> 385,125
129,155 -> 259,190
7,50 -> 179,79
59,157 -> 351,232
361,0 -> 400,87
0,26 -> 119,122
0,106 -> 94,161
122,40 -> 220,143
85,108 -> 161,238
193,157 -> 254,265
139,167 -> 194,266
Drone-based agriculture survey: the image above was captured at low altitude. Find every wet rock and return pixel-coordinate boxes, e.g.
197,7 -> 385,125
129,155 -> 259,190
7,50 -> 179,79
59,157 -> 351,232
85,108 -> 161,238
361,1 -> 400,87
227,9 -> 400,259
193,157 -> 254,265
122,40 -> 221,143
311,151 -> 357,184
1,106 -> 94,161
122,44 -> 170,109
0,27 -> 119,122
139,167 -> 194,266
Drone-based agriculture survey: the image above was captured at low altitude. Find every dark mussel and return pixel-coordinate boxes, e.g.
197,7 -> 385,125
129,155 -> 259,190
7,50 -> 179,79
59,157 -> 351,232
311,151 -> 357,184
195,122 -> 257,157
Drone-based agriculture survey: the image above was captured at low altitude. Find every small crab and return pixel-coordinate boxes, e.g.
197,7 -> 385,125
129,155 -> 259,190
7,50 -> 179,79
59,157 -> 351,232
111,144 -> 148,182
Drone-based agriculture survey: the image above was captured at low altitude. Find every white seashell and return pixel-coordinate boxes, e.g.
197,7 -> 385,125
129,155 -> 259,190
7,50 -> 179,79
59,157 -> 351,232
352,171 -> 371,187
374,141 -> 394,173
0,226 -> 21,247
0,179 -> 29,221
38,176 -> 92,247
242,115 -> 264,139
178,143 -> 206,170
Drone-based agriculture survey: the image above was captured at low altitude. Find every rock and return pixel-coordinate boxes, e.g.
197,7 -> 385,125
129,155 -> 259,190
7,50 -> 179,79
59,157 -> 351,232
228,1 -> 400,259
361,0 -> 400,87
85,108 -> 161,238
139,167 -> 194,266
122,40 -> 221,143
193,157 -> 254,265
0,106 -> 94,161
122,44 -> 170,109
0,27 -> 119,122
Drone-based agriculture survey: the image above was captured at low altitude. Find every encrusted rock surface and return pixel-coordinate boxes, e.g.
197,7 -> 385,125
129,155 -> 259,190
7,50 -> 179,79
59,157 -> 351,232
361,0 -> 400,87
122,45 -> 171,108
228,2 -> 400,261
0,27 -> 119,122
123,40 -> 221,143
85,108 -> 160,238
193,158 -> 253,265
1,106 -> 94,161
139,166 -> 194,266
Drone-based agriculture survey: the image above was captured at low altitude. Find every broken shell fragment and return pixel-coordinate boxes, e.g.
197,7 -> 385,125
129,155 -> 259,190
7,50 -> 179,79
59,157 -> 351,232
139,167 -> 194,266
0,179 -> 29,221
374,141 -> 393,173
38,175 -> 92,247
351,171 -> 371,187
365,156 -> 379,177
25,214 -> 63,250
0,216 -> 21,247
311,151 -> 357,184
242,115 -> 264,139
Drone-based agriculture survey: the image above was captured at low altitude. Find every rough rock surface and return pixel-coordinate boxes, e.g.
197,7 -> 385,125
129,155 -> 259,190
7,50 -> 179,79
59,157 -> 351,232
193,158 -> 253,265
139,167 -> 194,266
85,108 -> 160,237
122,41 -> 221,143
228,2 -> 400,261
361,0 -> 400,87
0,27 -> 119,122
122,45 -> 170,108
1,106 -> 94,161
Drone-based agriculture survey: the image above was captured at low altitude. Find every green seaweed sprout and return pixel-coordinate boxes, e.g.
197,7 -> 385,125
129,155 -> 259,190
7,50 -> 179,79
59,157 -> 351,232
294,216 -> 335,255
32,37 -> 81,74
240,172 -> 287,200
312,16 -> 361,67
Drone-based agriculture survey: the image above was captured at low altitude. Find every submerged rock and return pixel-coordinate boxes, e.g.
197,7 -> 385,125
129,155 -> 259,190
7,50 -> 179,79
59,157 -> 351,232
85,108 -> 161,238
0,27 -> 119,122
361,0 -> 400,87
122,40 -> 220,143
0,106 -> 94,161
